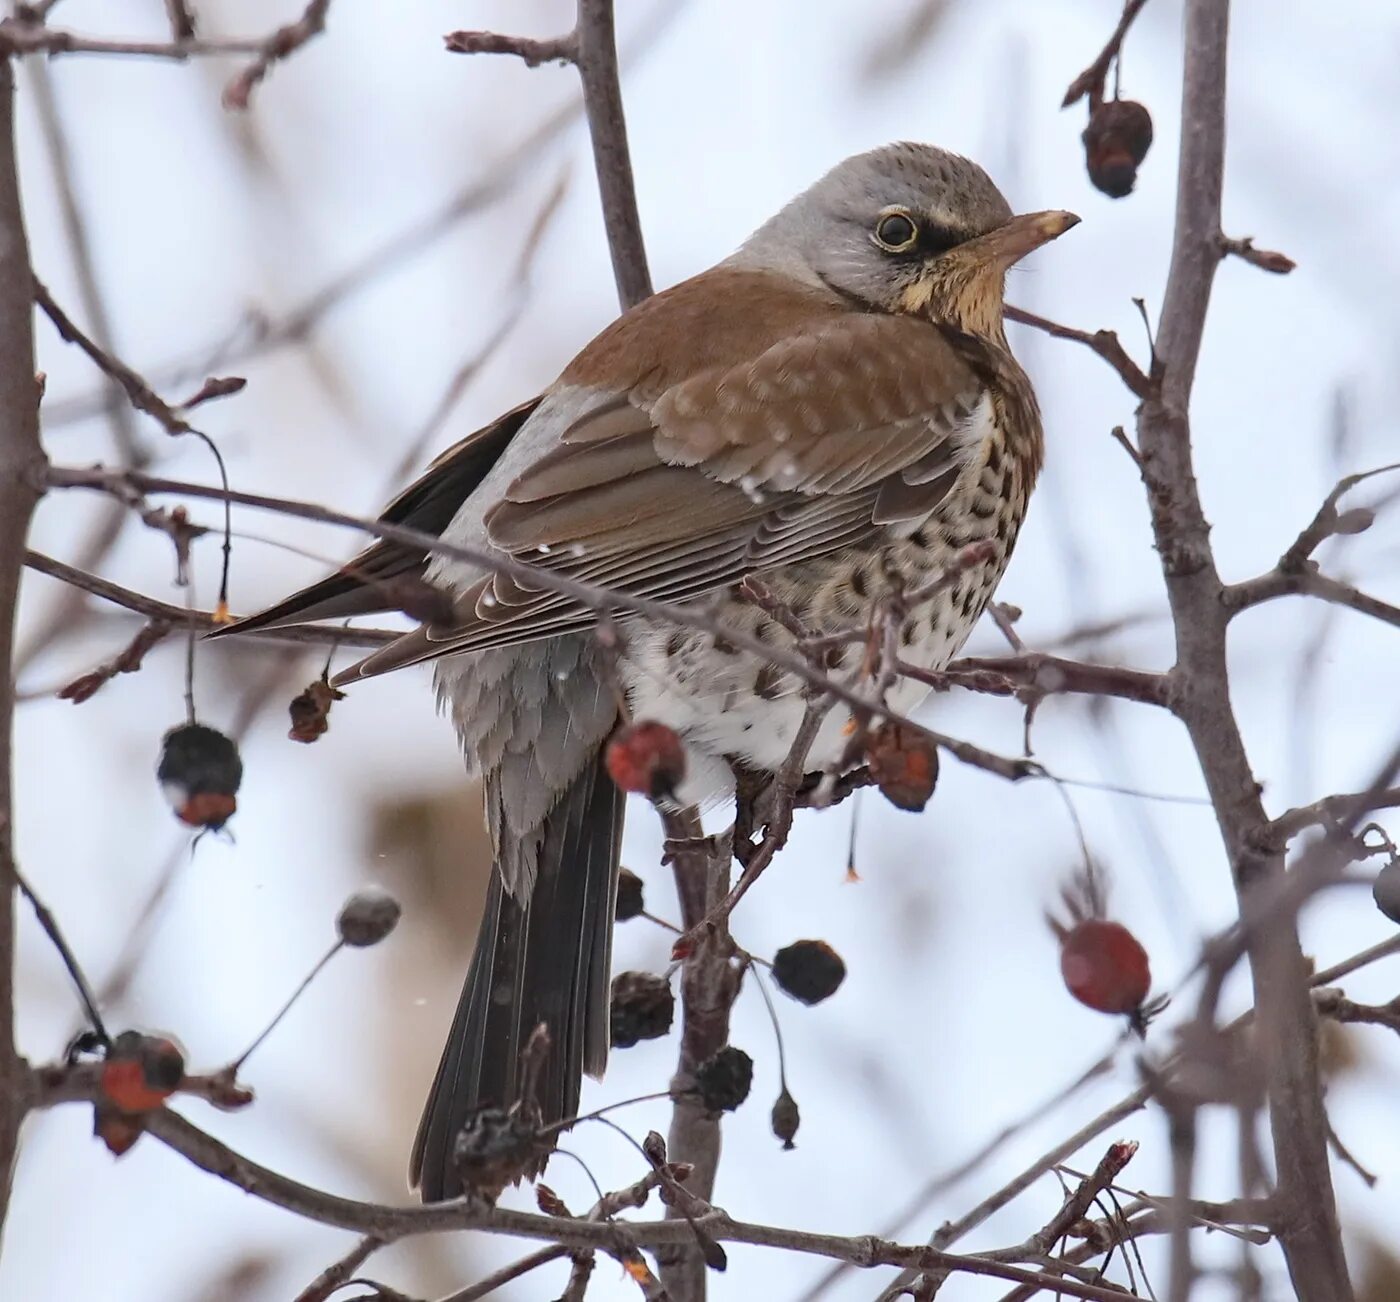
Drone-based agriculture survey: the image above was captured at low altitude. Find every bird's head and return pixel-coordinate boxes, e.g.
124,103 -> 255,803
736,142 -> 1078,341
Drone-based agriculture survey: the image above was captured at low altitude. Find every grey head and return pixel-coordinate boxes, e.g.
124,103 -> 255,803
728,142 -> 1075,335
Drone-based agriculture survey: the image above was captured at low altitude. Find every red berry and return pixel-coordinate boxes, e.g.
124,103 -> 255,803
1059,919 -> 1150,1015
605,721 -> 686,799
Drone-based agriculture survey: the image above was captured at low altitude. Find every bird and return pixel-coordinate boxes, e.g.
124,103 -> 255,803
220,142 -> 1077,1200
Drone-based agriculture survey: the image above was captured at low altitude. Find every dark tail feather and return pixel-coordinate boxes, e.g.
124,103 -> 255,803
411,748 -> 623,1201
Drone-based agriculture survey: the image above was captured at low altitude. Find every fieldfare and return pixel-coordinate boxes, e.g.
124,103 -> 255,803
223,142 -> 1077,1199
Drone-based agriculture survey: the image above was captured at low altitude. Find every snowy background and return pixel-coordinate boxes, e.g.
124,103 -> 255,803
6,0 -> 1400,1298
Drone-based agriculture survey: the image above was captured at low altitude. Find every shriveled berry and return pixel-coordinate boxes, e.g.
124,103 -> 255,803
865,722 -> 938,812
1060,919 -> 1151,1014
691,1046 -> 753,1114
93,1103 -> 144,1157
288,679 -> 345,744
771,1087 -> 800,1150
157,722 -> 243,829
1082,99 -> 1154,198
1373,861 -> 1400,925
772,939 -> 846,1005
337,888 -> 402,947
451,1105 -> 552,1201
610,971 -> 674,1048
606,721 -> 686,799
615,868 -> 645,922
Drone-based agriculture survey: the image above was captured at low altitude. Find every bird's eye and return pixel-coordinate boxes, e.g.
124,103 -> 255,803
873,211 -> 919,253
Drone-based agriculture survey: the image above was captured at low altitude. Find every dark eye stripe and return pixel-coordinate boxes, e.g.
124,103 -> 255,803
918,222 -> 965,255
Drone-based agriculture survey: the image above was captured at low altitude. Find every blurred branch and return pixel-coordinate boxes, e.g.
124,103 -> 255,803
445,29 -> 576,66
163,0 -> 197,42
1313,988 -> 1400,1038
222,0 -> 331,110
1269,783 -> 1400,844
443,0 -> 651,308
39,96 -> 585,429
437,1245 -> 572,1302
2,1 -> 331,94
1062,0 -> 1151,108
16,59 -> 150,672
0,17 -> 265,59
52,617 -> 174,704
0,54 -> 45,1237
1219,235 -> 1294,275
293,1234 -> 385,1302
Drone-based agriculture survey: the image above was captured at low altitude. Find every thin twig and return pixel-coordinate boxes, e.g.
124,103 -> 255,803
22,550 -> 398,650
46,464 -> 1040,786
444,29 -> 576,66
293,1234 -> 385,1302
1004,304 -> 1153,398
1061,0 -> 1152,107
222,0 -> 333,110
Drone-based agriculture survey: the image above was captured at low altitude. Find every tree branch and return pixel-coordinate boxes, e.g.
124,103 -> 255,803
1004,304 -> 1153,399
1229,567 -> 1400,629
222,0 -> 333,110
444,29 -> 577,67
575,0 -> 651,308
0,53 -> 46,1237
45,464 -> 1040,786
1135,0 -> 1352,1295
22,550 -> 399,651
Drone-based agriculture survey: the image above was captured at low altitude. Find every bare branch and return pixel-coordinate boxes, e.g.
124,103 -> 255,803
22,550 -> 399,651
1004,304 -> 1153,398
1270,785 -> 1400,844
575,0 -> 652,307
293,1235 -> 385,1302
925,653 -> 1171,708
162,0 -> 197,41
33,278 -> 192,435
0,17 -> 266,59
444,30 -> 576,66
1278,461 -> 1399,574
0,54 -> 45,1240
46,464 -> 1041,785
222,0 -> 332,110
1229,568 -> 1400,630
1219,235 -> 1295,275
1119,0 -> 1350,1290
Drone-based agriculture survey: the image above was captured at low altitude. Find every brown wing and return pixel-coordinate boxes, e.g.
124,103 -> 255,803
210,397 -> 541,637
339,313 -> 987,681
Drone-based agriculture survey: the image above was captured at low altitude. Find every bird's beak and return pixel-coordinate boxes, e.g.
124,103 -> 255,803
964,210 -> 1080,267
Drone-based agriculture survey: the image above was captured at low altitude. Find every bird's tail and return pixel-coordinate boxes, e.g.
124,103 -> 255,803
410,747 -> 623,1201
